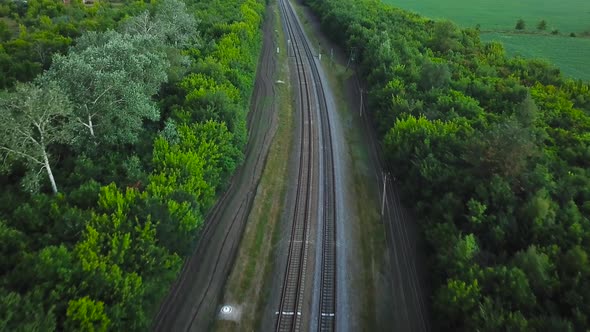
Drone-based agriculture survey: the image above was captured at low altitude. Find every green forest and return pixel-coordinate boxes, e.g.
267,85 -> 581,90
304,0 -> 590,329
0,0 -> 264,330
3,0 -> 590,329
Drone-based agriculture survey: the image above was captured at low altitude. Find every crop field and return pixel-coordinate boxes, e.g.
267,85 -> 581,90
481,33 -> 590,81
385,0 -> 590,81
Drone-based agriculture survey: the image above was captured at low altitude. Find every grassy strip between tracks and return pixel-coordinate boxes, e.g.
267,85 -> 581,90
292,3 -> 392,329
213,3 -> 294,330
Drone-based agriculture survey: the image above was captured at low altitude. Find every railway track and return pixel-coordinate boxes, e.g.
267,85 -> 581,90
275,0 -> 313,329
276,0 -> 336,330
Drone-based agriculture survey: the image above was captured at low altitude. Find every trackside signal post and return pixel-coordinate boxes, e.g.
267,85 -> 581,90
381,172 -> 388,216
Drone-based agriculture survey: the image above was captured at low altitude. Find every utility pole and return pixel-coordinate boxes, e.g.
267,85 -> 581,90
287,39 -> 291,57
345,48 -> 352,71
381,172 -> 388,216
359,88 -> 363,117
330,48 -> 334,66
345,47 -> 356,71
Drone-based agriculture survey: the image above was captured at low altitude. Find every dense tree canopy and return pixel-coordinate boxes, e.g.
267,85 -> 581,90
303,0 -> 590,329
0,0 -> 264,330
43,30 -> 168,147
0,0 -> 150,89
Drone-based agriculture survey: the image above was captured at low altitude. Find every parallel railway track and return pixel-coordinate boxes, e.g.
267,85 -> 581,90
276,0 -> 336,330
275,0 -> 314,329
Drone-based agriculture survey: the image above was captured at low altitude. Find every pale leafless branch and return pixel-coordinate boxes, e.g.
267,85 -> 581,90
0,146 -> 43,165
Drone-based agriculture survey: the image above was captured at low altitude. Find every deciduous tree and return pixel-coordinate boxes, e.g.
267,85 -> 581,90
0,82 -> 74,193
43,31 -> 168,147
65,296 -> 110,332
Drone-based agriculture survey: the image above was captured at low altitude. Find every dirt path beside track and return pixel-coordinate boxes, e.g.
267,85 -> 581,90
151,5 -> 280,331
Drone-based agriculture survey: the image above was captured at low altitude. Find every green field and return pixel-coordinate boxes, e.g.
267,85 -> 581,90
481,33 -> 590,81
385,0 -> 590,81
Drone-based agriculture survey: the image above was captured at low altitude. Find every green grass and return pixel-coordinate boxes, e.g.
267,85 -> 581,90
383,0 -> 590,80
